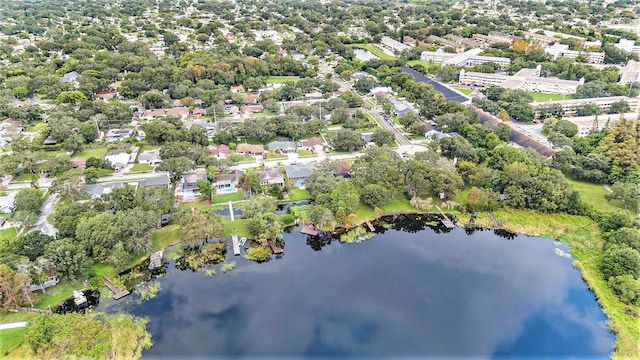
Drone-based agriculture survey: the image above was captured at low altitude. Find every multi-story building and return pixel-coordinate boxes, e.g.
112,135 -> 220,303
381,36 -> 411,53
530,96 -> 640,117
421,48 -> 511,68
619,60 -> 640,84
459,65 -> 585,94
614,38 -> 640,54
544,43 -> 605,64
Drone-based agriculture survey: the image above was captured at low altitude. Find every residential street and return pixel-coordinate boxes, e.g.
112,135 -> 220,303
33,192 -> 59,236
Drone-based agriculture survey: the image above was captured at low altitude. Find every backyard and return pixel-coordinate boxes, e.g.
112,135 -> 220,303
71,147 -> 108,159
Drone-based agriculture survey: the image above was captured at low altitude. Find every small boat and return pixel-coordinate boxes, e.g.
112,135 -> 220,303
238,237 -> 247,247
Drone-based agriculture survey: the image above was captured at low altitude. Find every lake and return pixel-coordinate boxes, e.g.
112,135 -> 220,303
353,48 -> 379,61
105,215 -> 614,358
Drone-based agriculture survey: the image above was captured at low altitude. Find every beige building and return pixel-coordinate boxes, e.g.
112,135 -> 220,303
421,48 -> 511,68
459,66 -> 584,94
544,43 -> 605,64
530,96 -> 640,117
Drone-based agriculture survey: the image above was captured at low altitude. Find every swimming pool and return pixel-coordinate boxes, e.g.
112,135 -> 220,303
295,180 -> 305,189
217,187 -> 238,195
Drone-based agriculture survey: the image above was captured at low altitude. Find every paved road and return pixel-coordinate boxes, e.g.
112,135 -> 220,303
367,108 -> 411,145
0,322 -> 28,330
33,193 -> 59,236
471,106 -> 555,157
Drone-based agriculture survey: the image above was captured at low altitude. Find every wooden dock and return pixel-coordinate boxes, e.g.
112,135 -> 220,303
365,220 -> 375,231
268,239 -> 283,254
103,276 -> 130,300
487,211 -> 503,229
301,223 -> 319,236
435,205 -> 455,229
228,201 -> 235,221
232,234 -> 240,256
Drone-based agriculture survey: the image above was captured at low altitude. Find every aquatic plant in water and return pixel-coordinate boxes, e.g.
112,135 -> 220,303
222,261 -> 236,273
340,226 -> 374,244
134,281 -> 161,303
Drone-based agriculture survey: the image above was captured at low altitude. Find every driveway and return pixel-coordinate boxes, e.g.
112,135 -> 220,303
33,193 -> 59,236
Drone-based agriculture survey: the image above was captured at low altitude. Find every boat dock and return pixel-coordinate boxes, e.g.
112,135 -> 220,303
487,211 -> 503,229
268,239 -> 283,254
228,201 -> 235,221
232,234 -> 240,256
365,220 -> 375,231
148,250 -> 164,269
435,205 -> 455,229
301,223 -> 319,236
103,276 -> 130,300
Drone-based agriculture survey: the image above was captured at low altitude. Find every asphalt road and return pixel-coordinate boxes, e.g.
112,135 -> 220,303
471,106 -> 555,157
34,193 -> 59,236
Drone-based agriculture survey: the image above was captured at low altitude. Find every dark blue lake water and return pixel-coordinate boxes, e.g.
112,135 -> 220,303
106,215 -> 615,358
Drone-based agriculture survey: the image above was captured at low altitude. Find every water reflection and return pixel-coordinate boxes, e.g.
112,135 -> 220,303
353,48 -> 380,61
105,216 -> 614,358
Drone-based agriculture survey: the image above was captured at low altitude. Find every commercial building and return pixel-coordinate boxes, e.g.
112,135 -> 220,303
530,96 -> 639,117
420,48 -> 511,68
459,65 -> 585,94
619,60 -> 640,84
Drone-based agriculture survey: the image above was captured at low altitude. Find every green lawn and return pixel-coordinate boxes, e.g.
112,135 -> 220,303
297,149 -> 315,158
349,44 -> 396,60
223,218 -> 251,238
406,60 -> 441,74
1,327 -> 27,356
151,224 -> 181,252
0,227 -> 18,245
288,188 -> 311,201
15,173 -> 37,182
229,154 -> 256,163
263,76 -> 300,84
128,163 -> 153,173
72,147 -> 107,159
451,87 -> 474,95
265,153 -> 288,160
529,92 -> 573,102
34,280 -> 82,310
212,191 -> 245,204
567,178 -> 630,214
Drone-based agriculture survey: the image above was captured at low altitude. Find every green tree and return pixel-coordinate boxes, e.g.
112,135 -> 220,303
177,209 -> 224,248
360,184 -> 389,208
605,182 -> 640,210
14,188 -> 44,214
372,129 -> 395,146
307,205 -> 334,229
13,231 -> 54,261
44,239 -> 90,280
600,245 -> 640,280
79,123 -> 97,143
608,275 -> 640,304
139,89 -> 168,109
331,129 -> 364,152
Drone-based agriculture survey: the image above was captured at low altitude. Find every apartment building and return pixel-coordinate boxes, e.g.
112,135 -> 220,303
544,43 -> 605,64
459,65 -> 584,94
530,96 -> 639,117
421,48 -> 511,68
614,38 -> 640,54
381,36 -> 411,53
619,60 -> 640,84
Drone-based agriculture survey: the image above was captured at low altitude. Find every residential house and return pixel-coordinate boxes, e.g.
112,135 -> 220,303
362,133 -> 376,148
104,150 -> 131,171
256,167 -> 285,186
179,168 -> 207,196
138,149 -> 162,166
139,174 -> 171,189
142,109 -> 165,120
193,107 -> 206,119
299,137 -> 324,152
351,71 -> 375,81
42,136 -> 57,146
0,118 -> 23,132
224,105 -> 240,115
268,140 -> 296,153
209,144 -> 230,158
333,162 -> 351,178
241,104 -> 264,114
370,87 -> 393,96
166,107 -> 189,119
424,129 -> 452,142
69,158 -> 87,169
95,90 -> 117,101
60,71 -> 80,88
284,163 -> 314,182
242,94 -> 260,104
105,128 -> 133,142
304,91 -> 323,100
84,182 -> 126,198
213,170 -> 243,189
0,192 -> 16,214
236,143 -> 264,155
230,85 -> 245,93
